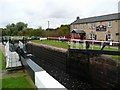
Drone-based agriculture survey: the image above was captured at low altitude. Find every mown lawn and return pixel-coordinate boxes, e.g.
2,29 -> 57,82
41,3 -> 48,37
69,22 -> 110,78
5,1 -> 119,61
31,40 -> 119,51
2,75 -> 35,89
0,49 -> 35,89
32,40 -> 68,49
112,55 -> 120,60
0,50 -> 6,70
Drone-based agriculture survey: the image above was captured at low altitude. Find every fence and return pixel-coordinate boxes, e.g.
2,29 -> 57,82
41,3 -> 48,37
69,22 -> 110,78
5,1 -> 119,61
68,39 -> 120,49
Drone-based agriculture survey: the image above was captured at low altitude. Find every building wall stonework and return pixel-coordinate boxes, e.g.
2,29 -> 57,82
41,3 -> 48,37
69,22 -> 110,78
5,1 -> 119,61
71,19 -> 120,42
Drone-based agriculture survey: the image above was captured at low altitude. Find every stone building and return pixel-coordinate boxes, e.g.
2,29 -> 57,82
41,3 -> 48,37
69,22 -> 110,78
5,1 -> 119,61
71,13 -> 120,41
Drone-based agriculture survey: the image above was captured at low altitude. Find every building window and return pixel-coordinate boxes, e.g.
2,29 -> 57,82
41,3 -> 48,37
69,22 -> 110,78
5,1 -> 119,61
96,25 -> 106,31
90,33 -> 96,40
108,21 -> 112,27
116,33 -> 119,36
90,23 -> 96,29
108,33 -> 112,40
106,33 -> 112,41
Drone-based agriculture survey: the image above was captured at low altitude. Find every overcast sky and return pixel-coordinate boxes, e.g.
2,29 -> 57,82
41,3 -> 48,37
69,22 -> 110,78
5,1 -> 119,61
0,0 -> 119,29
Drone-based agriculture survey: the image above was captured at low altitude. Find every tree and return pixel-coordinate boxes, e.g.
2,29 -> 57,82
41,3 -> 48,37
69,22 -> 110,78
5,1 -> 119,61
57,25 -> 70,36
16,22 -> 27,31
33,29 -> 43,36
5,22 -> 28,36
6,23 -> 16,35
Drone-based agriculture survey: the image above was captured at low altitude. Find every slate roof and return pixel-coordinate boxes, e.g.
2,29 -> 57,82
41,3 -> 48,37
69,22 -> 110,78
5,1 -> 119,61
71,29 -> 86,34
71,13 -> 120,25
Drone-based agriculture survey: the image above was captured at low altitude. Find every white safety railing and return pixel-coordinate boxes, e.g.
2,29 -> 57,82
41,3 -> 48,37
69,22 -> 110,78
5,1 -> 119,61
5,41 -> 22,69
68,39 -> 119,50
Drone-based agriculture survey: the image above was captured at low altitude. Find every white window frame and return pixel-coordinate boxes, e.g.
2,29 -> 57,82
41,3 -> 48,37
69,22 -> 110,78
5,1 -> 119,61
90,33 -> 96,40
108,21 -> 112,28
107,33 -> 112,40
105,33 -> 112,41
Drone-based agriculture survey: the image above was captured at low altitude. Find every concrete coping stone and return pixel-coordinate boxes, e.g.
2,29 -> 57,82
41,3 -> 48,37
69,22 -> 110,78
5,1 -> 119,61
28,42 -> 68,53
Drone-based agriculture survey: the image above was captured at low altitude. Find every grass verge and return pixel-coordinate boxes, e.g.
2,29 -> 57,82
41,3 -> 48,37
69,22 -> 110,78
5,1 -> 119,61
2,75 -> 35,88
112,55 -> 120,60
0,50 -> 6,70
31,40 -> 119,50
32,40 -> 68,49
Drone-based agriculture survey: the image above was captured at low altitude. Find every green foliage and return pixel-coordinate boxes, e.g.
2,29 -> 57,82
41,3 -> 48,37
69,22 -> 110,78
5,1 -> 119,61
2,28 -> 11,36
57,25 -> 70,36
2,22 -> 27,36
2,22 -> 70,37
45,25 -> 70,37
33,29 -> 43,36
16,22 -> 27,31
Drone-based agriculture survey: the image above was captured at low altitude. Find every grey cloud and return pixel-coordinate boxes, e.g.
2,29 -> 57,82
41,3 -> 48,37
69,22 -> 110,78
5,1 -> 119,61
48,10 -> 70,19
0,0 -> 119,29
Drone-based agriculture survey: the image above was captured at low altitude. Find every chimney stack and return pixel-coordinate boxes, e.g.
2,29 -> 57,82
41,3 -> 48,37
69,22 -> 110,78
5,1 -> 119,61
76,16 -> 80,20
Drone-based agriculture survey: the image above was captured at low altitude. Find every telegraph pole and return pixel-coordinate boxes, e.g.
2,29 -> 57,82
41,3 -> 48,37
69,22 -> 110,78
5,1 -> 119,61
48,21 -> 50,29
